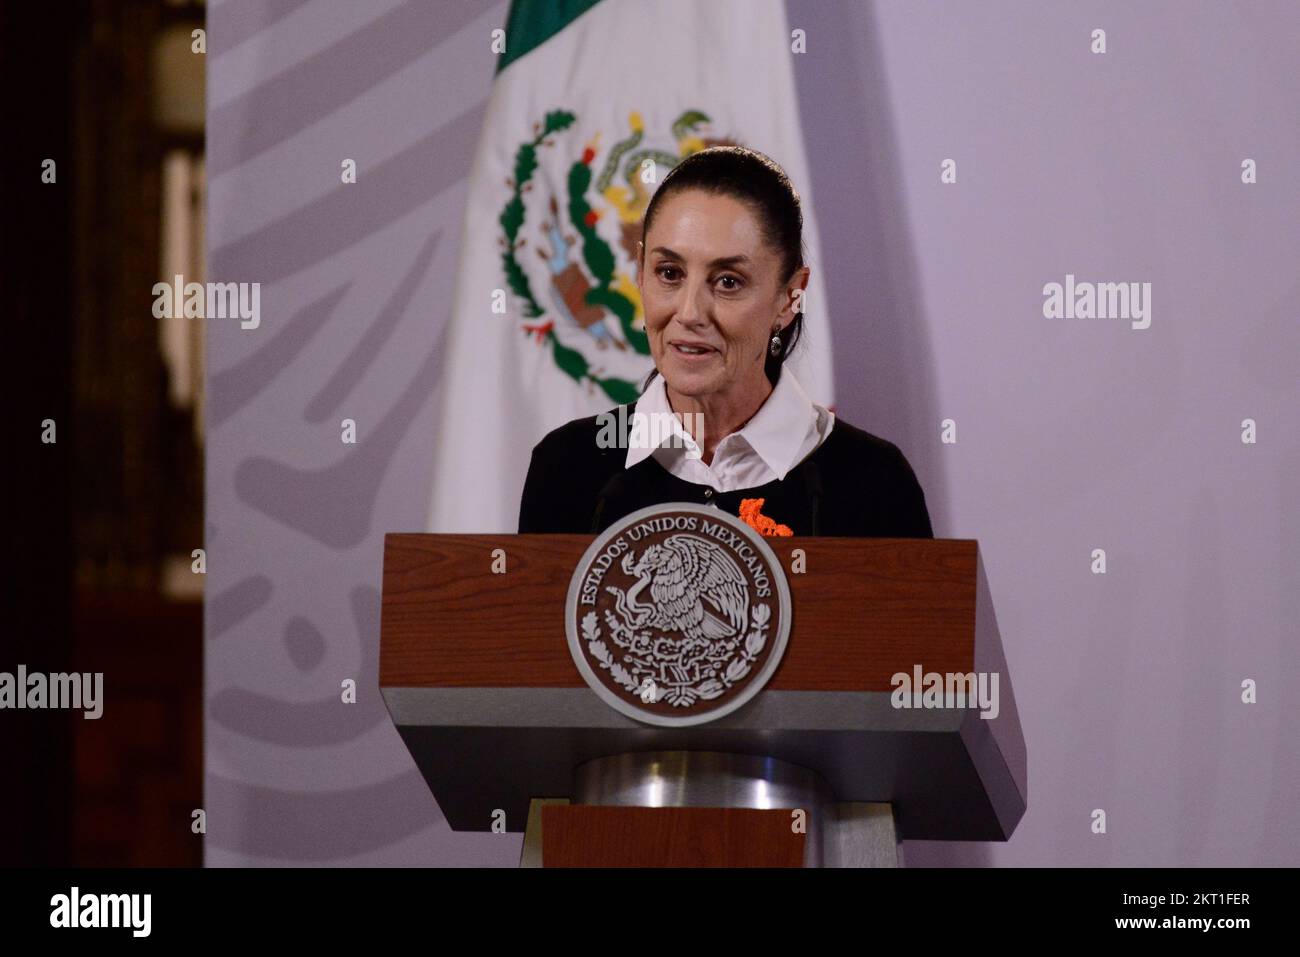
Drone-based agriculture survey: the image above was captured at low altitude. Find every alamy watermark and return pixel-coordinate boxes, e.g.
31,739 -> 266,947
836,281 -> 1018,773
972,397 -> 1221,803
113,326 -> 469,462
1042,273 -> 1151,330
1,665 -> 103,719
50,887 -> 150,937
595,406 -> 704,459
891,665 -> 1000,719
152,274 -> 261,329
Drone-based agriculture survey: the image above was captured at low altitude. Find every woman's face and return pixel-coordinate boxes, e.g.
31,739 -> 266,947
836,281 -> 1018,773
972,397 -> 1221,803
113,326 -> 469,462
637,189 -> 806,404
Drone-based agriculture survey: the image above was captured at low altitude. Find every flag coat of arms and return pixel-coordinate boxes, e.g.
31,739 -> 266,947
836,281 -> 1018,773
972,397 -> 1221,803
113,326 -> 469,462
427,0 -> 835,533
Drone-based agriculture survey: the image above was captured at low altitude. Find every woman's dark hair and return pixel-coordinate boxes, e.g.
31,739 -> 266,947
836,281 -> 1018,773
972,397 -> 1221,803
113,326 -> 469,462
638,145 -> 807,391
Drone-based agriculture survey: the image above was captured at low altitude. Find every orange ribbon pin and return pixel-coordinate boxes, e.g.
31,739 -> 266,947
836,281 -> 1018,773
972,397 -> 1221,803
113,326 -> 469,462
738,498 -> 793,537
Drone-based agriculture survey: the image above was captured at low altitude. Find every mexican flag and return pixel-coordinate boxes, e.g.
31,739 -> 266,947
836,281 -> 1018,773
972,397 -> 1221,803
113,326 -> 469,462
426,0 -> 835,533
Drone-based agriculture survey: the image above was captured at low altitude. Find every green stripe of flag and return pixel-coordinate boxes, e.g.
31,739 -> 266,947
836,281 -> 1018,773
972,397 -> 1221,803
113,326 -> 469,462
496,0 -> 606,75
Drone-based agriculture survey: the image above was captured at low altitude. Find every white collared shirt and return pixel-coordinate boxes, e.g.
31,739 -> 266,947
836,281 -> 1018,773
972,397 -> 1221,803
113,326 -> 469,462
624,369 -> 835,493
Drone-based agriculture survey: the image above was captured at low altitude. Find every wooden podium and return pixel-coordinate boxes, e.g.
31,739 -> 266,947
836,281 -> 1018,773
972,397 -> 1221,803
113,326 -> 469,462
379,533 -> 1026,867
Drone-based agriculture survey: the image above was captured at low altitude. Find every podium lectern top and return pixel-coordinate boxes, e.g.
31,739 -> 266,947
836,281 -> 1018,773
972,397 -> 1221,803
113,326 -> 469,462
380,533 -> 1026,842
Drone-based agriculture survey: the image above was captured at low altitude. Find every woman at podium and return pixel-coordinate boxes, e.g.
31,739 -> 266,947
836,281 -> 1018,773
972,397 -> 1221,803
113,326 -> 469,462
518,146 -> 933,539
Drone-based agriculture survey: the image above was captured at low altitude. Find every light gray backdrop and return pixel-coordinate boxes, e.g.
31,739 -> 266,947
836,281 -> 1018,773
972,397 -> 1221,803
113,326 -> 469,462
205,0 -> 1299,866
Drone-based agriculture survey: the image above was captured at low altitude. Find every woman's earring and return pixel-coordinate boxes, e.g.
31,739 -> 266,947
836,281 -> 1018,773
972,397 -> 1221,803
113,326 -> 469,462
769,328 -> 783,357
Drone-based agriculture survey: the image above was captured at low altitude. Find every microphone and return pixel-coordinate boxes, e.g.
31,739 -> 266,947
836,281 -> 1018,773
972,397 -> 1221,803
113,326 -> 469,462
802,459 -> 824,536
590,471 -> 629,534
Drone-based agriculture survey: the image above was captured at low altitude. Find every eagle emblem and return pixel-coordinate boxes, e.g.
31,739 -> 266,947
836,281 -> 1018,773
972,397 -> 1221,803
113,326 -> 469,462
499,108 -> 741,404
565,504 -> 792,727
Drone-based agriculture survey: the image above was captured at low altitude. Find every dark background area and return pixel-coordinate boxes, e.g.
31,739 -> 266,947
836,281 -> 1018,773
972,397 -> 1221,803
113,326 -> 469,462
3,0 -> 205,867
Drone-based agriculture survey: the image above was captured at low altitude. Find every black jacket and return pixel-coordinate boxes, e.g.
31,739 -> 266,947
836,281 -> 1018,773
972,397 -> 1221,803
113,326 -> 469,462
518,406 -> 934,538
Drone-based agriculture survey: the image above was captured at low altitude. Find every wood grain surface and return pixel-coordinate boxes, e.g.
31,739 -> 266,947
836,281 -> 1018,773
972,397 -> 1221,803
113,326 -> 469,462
541,805 -> 805,867
380,534 -> 978,691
